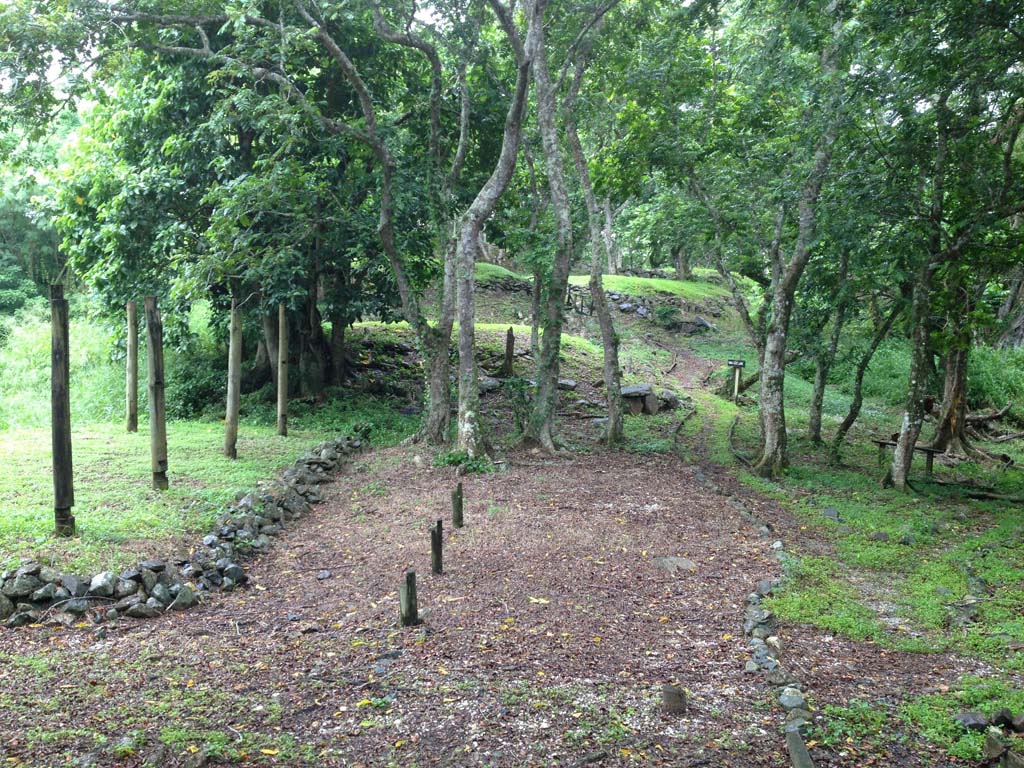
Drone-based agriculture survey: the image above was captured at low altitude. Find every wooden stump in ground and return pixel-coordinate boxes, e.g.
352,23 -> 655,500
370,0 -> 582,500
277,302 -> 288,437
126,300 -> 138,433
51,285 -> 75,537
431,519 -> 443,575
145,296 -> 169,490
399,571 -> 421,626
452,482 -> 464,528
501,326 -> 515,377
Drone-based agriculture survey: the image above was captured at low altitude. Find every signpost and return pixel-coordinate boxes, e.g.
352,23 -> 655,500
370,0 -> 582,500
727,359 -> 746,403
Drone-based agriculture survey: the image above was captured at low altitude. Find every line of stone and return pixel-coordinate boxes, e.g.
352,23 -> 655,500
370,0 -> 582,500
0,435 -> 362,629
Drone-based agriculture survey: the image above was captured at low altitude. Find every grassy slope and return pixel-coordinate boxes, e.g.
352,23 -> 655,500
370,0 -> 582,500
568,273 -> 730,302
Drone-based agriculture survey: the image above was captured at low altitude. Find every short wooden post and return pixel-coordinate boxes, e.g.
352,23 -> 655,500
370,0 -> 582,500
502,326 -> 515,377
399,570 -> 420,626
277,302 -> 288,437
224,279 -> 242,459
925,450 -> 935,476
733,366 -> 741,402
126,300 -> 138,433
145,296 -> 169,490
430,519 -> 443,575
51,285 -> 75,537
451,482 -> 464,528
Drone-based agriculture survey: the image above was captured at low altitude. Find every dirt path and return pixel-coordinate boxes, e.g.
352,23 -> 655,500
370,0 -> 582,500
1,448 -> 794,767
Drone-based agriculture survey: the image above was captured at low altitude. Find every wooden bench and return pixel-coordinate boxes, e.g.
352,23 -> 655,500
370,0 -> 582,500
872,439 -> 943,476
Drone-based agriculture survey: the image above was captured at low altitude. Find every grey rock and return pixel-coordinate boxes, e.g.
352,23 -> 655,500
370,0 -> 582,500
89,571 -> 118,597
822,507 -> 841,521
150,583 -> 172,606
140,569 -> 158,594
618,302 -> 634,312
113,595 -> 141,613
7,611 -> 38,628
984,731 -> 1008,760
222,563 -> 246,584
114,579 -> 139,599
620,383 -> 653,398
652,556 -> 698,574
202,534 -> 219,548
756,578 -> 779,597
658,390 -> 680,410
779,687 -> 807,711
744,660 -> 760,673
30,583 -> 58,602
947,600 -> 980,627
992,708 -> 1014,728
139,559 -> 166,573
39,567 -> 61,584
126,601 -> 159,619
953,711 -> 989,731
316,570 -> 332,581
0,594 -> 13,620
660,684 -> 687,714
868,531 -> 890,542
557,378 -> 577,391
636,306 -> 650,318
3,574 -> 43,599
120,568 -> 142,583
63,598 -> 91,615
15,562 -> 41,577
168,584 -> 197,611
1012,713 -> 1024,733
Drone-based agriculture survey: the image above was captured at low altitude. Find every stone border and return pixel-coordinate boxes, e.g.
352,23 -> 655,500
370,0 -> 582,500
0,435 -> 362,629
690,467 -> 818,768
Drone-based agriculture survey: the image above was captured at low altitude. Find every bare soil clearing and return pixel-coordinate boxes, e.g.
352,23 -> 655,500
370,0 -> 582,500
0,443 -> 976,767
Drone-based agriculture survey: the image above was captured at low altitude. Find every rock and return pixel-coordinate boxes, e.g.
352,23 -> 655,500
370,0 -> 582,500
478,377 -> 501,393
766,667 -> 796,687
1005,751 -> 1024,768
993,709 -> 1015,728
30,583 -> 58,602
652,556 -> 698,574
139,559 -> 166,573
168,585 -> 197,611
1011,713 -> 1024,733
7,611 -> 38,628
618,302 -> 634,312
636,306 -> 650,318
642,393 -> 661,415
113,579 -> 137,599
126,601 -> 159,619
744,660 -> 760,673
15,563 -> 42,577
222,563 -> 246,584
658,390 -> 680,410
557,378 -> 577,391
88,571 -> 118,597
868,531 -> 890,542
661,684 -> 688,714
38,566 -> 61,584
822,507 -> 841,521
0,594 -> 13,620
63,598 -> 91,615
140,569 -> 159,594
120,568 -> 142,583
779,687 -> 807,711
3,574 -> 43,599
113,595 -> 141,613
984,731 -> 1008,759
755,578 -> 778,597
621,383 -> 653,398
947,600 -> 980,627
316,570 -> 332,581
953,712 -> 989,731
202,534 -> 219,548
935,586 -> 953,597
149,583 -> 172,606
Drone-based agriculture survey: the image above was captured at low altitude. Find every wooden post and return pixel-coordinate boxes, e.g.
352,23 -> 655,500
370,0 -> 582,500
224,279 -> 242,459
451,482 -> 464,528
399,570 -> 420,626
502,326 -> 515,377
733,366 -> 741,402
277,302 -> 288,437
126,300 -> 138,433
430,519 -> 443,575
51,285 -> 75,537
145,296 -> 169,490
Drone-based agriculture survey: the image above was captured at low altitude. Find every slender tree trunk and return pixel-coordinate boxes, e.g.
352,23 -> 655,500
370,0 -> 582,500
603,197 -> 621,274
524,18 -> 574,452
930,345 -> 970,454
224,279 -> 242,459
277,303 -> 288,437
830,303 -> 903,462
755,293 -> 792,477
674,246 -> 692,282
126,300 -> 138,433
809,250 -> 850,444
298,278 -> 329,397
330,315 -> 346,385
530,267 -> 541,360
145,296 -> 169,490
263,309 -> 279,390
564,54 -> 623,445
51,285 -> 75,537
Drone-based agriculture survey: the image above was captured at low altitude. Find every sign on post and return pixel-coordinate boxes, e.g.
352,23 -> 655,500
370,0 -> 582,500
727,359 -> 746,402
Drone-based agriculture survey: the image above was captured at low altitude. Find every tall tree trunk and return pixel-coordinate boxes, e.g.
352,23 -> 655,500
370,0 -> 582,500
126,300 -> 138,432
455,0 -> 540,457
298,277 -> 329,397
263,309 -> 279,390
930,345 -> 970,454
603,197 -> 621,274
564,48 -> 623,445
830,301 -> 903,462
330,313 -> 346,385
674,245 -> 692,282
530,267 -> 541,360
524,13 -> 574,452
277,303 -> 289,436
809,250 -> 850,444
224,279 -> 242,459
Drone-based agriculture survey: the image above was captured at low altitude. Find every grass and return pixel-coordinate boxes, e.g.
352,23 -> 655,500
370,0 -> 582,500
568,274 -> 730,303
476,262 -> 530,284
